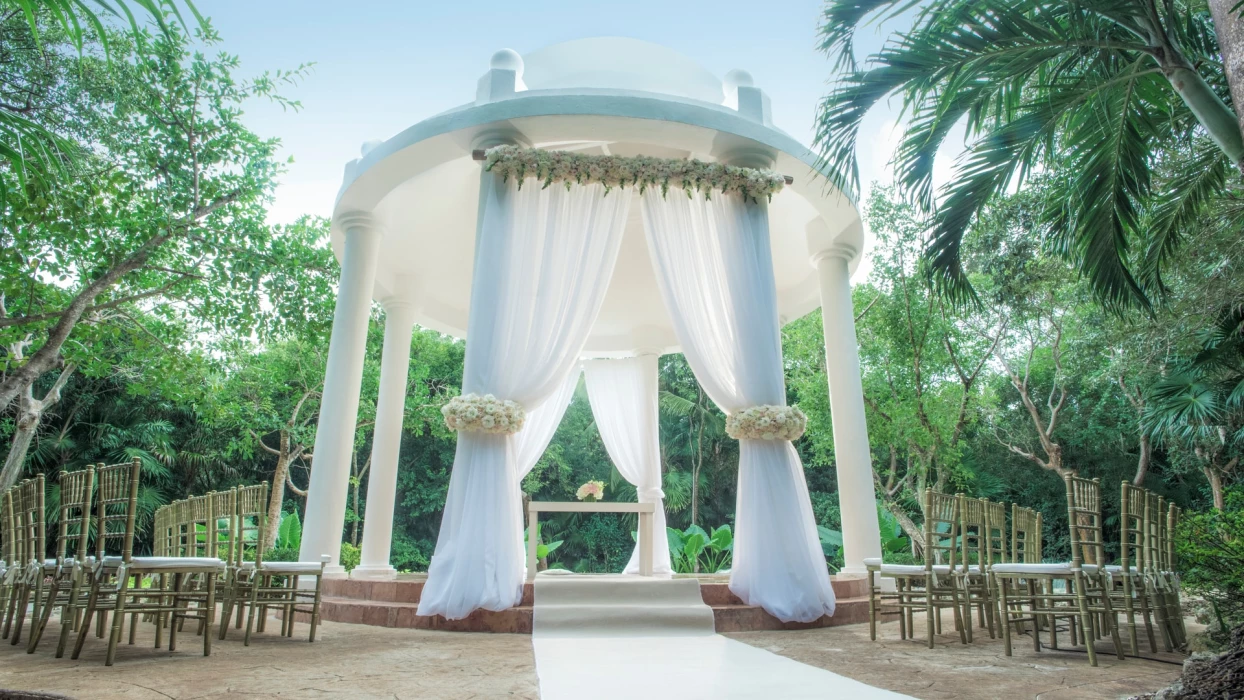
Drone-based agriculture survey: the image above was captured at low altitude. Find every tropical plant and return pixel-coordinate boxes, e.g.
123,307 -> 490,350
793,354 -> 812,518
1175,488 -> 1244,646
666,524 -> 732,574
339,542 -> 360,572
816,0 -> 1241,309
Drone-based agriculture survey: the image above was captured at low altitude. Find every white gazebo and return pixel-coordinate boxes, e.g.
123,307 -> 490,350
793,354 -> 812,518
297,37 -> 884,623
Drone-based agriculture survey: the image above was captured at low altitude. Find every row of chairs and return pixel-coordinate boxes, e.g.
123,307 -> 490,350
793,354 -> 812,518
866,475 -> 1185,667
0,460 -> 329,666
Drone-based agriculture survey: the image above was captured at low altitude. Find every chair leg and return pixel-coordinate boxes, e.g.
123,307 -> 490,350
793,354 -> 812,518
310,574 -> 323,643
169,574 -> 183,653
244,575 -> 261,646
105,573 -> 131,666
56,577 -> 80,658
203,573 -> 216,657
998,577 -> 1013,656
71,580 -> 100,660
26,578 -> 61,654
1073,573 -> 1097,667
925,579 -> 936,649
868,571 -> 877,641
10,584 -> 31,645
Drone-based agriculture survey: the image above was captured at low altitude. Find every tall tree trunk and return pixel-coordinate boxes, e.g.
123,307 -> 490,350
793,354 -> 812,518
261,430 -> 293,553
690,387 -> 704,529
1133,433 -> 1151,486
1203,466 -> 1225,510
0,364 -> 74,490
1209,0 -> 1244,170
883,500 -> 924,557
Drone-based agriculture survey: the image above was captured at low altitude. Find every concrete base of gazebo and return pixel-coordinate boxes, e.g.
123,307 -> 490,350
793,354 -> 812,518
302,574 -> 883,634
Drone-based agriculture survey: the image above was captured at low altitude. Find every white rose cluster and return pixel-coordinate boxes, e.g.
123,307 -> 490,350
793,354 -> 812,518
441,393 -> 527,435
725,404 -> 808,442
484,145 -> 787,202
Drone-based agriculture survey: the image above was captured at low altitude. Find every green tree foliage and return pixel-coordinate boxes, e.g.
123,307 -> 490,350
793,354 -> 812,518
816,0 -> 1242,309
1176,488 -> 1244,645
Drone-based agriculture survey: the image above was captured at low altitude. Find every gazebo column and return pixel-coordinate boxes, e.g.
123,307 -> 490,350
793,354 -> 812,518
300,212 -> 383,575
813,246 -> 883,576
353,296 -> 416,580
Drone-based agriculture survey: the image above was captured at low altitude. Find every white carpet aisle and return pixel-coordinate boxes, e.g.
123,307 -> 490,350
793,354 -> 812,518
530,573 -> 913,700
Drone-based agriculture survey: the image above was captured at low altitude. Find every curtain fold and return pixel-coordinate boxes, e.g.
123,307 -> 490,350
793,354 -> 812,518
583,356 -> 672,575
418,175 -> 630,620
640,187 -> 835,623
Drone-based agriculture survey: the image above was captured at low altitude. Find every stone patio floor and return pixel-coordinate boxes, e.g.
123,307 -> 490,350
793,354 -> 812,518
0,610 -> 1192,699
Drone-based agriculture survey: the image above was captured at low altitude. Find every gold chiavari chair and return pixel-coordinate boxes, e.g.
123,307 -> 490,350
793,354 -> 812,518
227,483 -> 329,644
866,488 -> 967,648
981,499 -> 1009,638
1,485 -> 20,639
956,494 -> 994,641
26,466 -> 95,656
1163,503 -> 1186,648
1114,482 -> 1159,655
994,475 -> 1123,666
5,476 -> 45,647
71,459 -> 225,665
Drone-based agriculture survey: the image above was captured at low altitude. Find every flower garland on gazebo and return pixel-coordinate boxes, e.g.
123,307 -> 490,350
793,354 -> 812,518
483,145 -> 787,201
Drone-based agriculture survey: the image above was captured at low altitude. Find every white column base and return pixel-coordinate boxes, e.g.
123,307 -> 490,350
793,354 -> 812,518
322,565 -> 349,578
350,565 -> 398,581
837,566 -> 868,577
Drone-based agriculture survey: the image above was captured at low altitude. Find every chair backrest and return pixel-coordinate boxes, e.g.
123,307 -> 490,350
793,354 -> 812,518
93,458 -> 141,564
982,499 -> 1008,565
185,494 -> 213,557
1119,482 -> 1147,572
13,476 -> 46,566
236,483 -> 269,567
56,467 -> 95,563
0,487 -> 12,564
209,488 -> 238,564
1064,474 -> 1104,568
957,494 -> 986,569
1143,491 -> 1164,575
1165,503 -> 1180,574
923,488 -> 959,570
1011,504 -> 1043,563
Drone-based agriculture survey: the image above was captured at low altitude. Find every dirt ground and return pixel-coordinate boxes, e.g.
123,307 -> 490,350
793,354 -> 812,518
0,610 -> 1190,699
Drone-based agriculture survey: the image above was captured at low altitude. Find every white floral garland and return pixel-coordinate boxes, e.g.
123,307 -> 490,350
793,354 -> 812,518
484,145 -> 787,201
441,393 -> 527,435
726,405 -> 807,441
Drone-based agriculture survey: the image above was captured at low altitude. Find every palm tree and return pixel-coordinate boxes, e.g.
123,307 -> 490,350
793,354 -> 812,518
0,1 -> 202,200
816,0 -> 1240,309
1144,304 -> 1243,508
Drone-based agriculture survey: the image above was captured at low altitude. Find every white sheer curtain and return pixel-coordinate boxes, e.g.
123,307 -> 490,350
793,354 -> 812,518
418,175 -> 630,620
641,188 -> 835,623
583,356 -> 672,575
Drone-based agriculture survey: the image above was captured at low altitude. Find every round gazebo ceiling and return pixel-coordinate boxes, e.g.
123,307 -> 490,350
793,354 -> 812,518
331,37 -> 863,357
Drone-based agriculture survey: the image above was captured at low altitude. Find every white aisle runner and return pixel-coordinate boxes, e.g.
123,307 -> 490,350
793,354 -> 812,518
531,573 -> 912,700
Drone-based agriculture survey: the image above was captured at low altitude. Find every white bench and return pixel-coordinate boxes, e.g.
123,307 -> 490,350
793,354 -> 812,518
526,501 -> 656,580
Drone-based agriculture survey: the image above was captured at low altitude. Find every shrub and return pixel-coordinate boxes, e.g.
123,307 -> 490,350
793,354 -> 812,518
339,542 -> 361,572
1177,489 -> 1244,647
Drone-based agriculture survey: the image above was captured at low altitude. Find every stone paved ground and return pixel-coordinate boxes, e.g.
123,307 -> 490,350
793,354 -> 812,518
0,610 -> 1191,699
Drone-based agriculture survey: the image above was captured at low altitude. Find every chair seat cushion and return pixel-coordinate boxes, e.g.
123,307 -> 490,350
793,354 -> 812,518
240,560 -> 325,575
864,558 -> 981,576
128,556 -> 225,572
991,562 -> 1077,575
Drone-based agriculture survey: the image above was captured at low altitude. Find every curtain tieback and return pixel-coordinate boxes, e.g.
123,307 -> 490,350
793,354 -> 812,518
725,404 -> 808,441
441,393 -> 527,435
638,486 -> 666,502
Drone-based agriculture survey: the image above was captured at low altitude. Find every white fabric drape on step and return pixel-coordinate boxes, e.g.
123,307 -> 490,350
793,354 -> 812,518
583,356 -> 672,575
418,175 -> 630,620
640,188 -> 835,623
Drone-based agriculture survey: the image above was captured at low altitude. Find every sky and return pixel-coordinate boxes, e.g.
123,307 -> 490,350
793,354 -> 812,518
206,0 -> 949,279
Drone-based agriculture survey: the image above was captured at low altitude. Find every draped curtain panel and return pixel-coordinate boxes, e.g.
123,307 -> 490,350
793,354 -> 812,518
583,356 -> 673,575
640,188 -> 835,623
418,175 -> 631,620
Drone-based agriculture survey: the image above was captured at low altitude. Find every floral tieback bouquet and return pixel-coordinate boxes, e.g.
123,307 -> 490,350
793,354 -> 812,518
441,393 -> 526,435
576,480 -> 606,502
725,404 -> 807,441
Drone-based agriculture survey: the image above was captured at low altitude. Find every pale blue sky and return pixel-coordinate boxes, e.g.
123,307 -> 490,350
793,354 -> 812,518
207,1 -> 939,273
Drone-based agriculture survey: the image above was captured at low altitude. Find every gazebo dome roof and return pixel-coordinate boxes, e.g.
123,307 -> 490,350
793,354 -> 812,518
331,37 -> 863,357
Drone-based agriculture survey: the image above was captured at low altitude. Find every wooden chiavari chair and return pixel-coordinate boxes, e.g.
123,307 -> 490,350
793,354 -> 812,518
956,494 -> 994,640
1,485 -> 20,639
1114,482 -> 1159,655
71,458 -> 225,665
5,476 -> 45,646
26,466 -> 95,656
994,475 -> 1123,666
866,488 -> 967,648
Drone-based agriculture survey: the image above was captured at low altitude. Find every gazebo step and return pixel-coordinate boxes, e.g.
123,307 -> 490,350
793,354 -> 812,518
321,574 -> 867,606
311,575 -> 879,634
